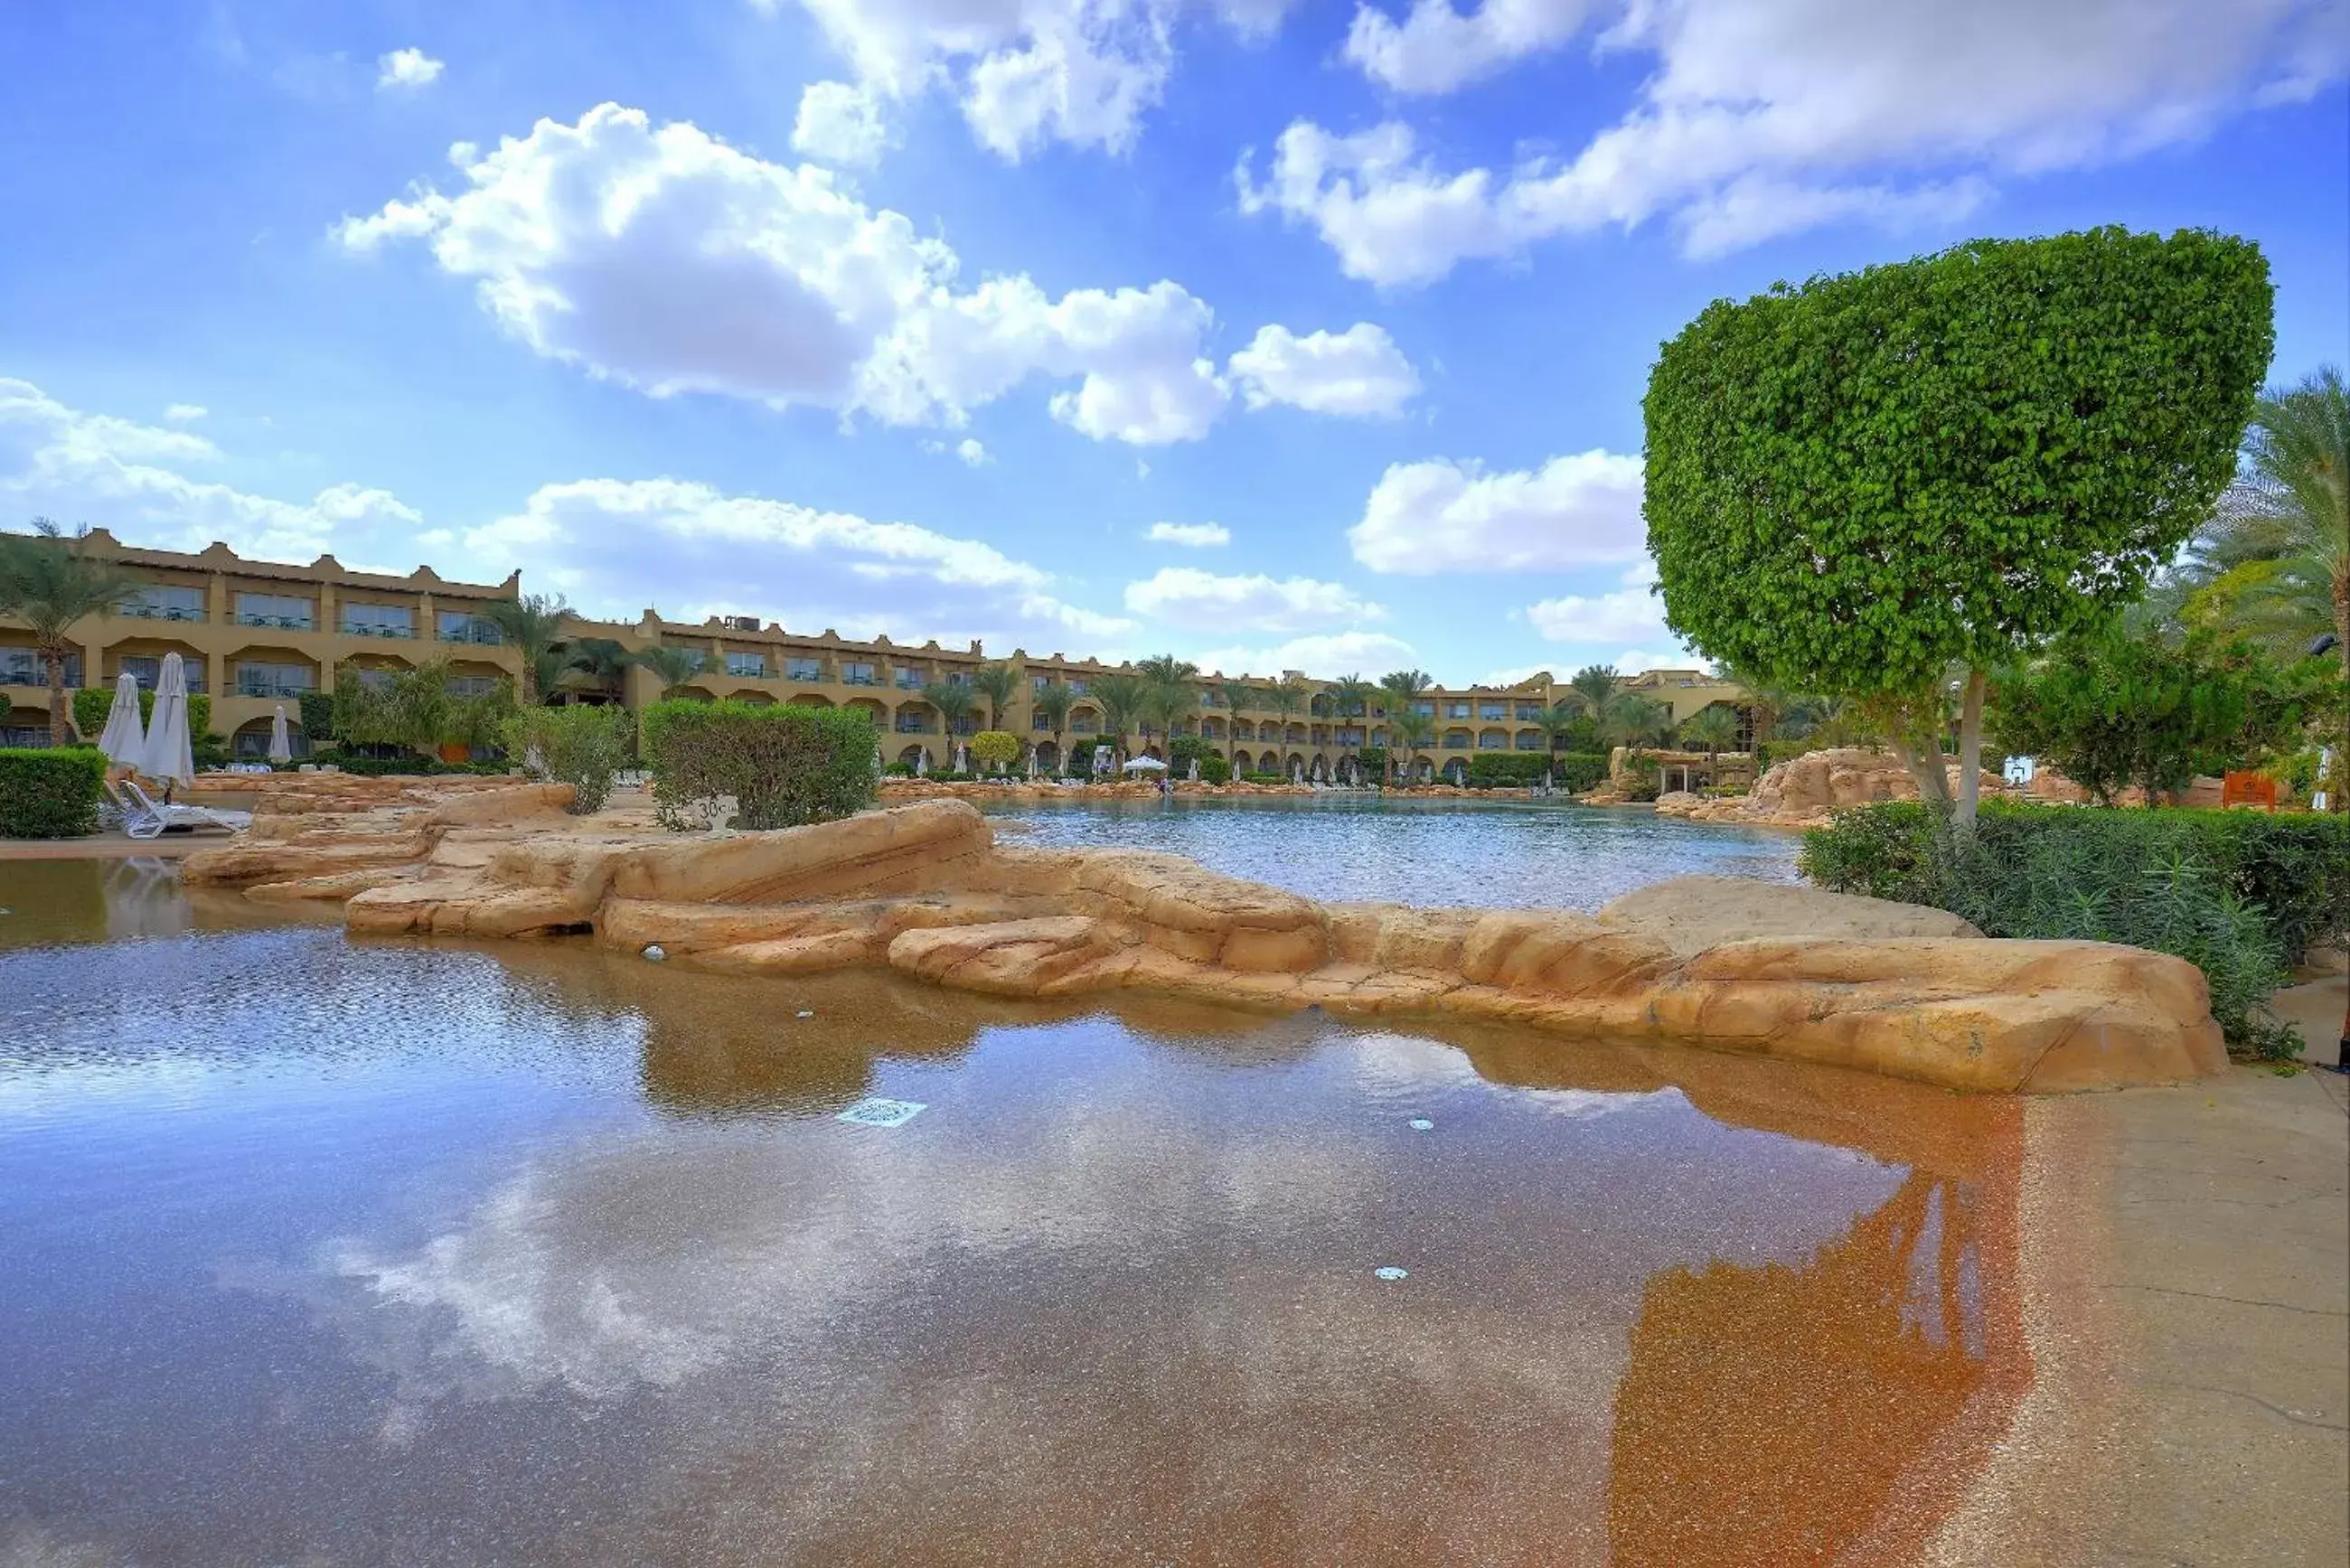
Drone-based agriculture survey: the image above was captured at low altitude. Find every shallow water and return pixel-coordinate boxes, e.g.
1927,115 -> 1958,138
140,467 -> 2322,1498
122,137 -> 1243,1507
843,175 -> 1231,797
979,794 -> 1801,909
0,860 -> 2018,1566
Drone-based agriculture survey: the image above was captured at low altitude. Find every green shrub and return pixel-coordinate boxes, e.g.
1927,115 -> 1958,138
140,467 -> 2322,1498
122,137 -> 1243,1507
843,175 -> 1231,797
1357,745 -> 1388,781
1066,740 -> 1101,775
503,704 -> 633,814
71,685 -> 212,742
1196,754 -> 1231,784
1241,771 -> 1285,784
1556,751 -> 1609,793
324,754 -> 510,777
0,746 -> 106,838
298,690 -> 335,743
1802,802 -> 2350,1055
1465,754 -> 1549,788
642,699 -> 877,831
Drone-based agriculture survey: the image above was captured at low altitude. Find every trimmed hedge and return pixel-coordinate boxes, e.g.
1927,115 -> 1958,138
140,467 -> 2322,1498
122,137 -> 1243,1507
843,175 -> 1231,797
0,746 -> 106,838
1803,802 -> 2350,1054
1556,751 -> 1610,793
323,755 -> 510,777
70,686 -> 212,745
642,699 -> 877,831
1465,754 -> 1549,788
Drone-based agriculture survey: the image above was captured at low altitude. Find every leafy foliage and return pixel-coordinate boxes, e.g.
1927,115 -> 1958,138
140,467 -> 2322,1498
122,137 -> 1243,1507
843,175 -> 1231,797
634,645 -> 709,698
1464,754 -> 1550,788
968,729 -> 1020,770
334,661 -> 514,757
1803,801 -> 2350,1055
297,690 -> 334,743
0,521 -> 146,741
1647,228 -> 2274,821
0,745 -> 105,837
641,699 -> 876,831
503,704 -> 634,814
1989,626 -> 2323,804
479,593 -> 572,704
71,686 -> 212,746
970,661 -> 1021,731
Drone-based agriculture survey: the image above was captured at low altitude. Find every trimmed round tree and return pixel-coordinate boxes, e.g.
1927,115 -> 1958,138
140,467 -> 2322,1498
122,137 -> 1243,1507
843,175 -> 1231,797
1644,227 -> 2273,828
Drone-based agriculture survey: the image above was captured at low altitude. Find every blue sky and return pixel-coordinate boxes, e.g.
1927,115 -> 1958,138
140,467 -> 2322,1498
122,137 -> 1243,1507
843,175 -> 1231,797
4,0 -> 2345,685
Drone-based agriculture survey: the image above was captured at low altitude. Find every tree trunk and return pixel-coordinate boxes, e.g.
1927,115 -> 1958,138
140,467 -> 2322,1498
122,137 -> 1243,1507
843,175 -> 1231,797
1953,668 -> 1988,833
1885,731 -> 1952,814
44,644 -> 72,745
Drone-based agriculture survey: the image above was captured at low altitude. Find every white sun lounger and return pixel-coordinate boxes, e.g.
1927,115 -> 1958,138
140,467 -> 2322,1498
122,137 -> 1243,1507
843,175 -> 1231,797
118,778 -> 252,839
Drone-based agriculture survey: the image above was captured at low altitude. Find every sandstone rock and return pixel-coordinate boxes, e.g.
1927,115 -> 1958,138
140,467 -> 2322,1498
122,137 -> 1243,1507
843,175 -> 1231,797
1599,875 -> 1981,956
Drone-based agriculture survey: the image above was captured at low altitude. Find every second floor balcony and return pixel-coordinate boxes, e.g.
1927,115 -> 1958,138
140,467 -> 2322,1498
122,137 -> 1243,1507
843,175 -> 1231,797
236,676 -> 315,699
234,611 -> 315,632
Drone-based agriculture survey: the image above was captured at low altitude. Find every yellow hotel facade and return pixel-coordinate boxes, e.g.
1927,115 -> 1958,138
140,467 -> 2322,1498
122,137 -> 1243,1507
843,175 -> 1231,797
3,530 -> 1753,777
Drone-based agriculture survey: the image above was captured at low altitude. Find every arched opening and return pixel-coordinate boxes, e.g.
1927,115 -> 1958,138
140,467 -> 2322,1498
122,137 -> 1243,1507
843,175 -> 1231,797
1231,749 -> 1253,775
1031,740 -> 1060,774
104,638 -> 210,696
1477,728 -> 1510,751
789,693 -> 835,708
730,690 -> 776,705
893,701 -> 939,737
1443,757 -> 1467,784
1515,728 -> 1546,751
896,743 -> 933,770
230,714 -> 307,761
230,645 -> 321,701
1443,728 -> 1471,751
2,703 -> 52,747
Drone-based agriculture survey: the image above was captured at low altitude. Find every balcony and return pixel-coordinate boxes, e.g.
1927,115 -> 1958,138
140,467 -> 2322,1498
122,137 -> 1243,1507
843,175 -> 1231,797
118,604 -> 207,624
237,677 -> 315,699
235,613 -> 315,631
340,622 -> 416,640
841,673 -> 881,687
438,624 -> 505,646
895,718 -> 937,734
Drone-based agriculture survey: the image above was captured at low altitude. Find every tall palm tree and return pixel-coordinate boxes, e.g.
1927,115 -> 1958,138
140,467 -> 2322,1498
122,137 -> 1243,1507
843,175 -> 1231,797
1215,677 -> 1255,763
971,659 -> 1021,732
1326,672 -> 1375,777
1389,709 -> 1435,785
2201,364 -> 2348,685
634,645 -> 709,699
1377,668 -> 1432,716
0,521 -> 145,743
1600,692 -> 1667,750
1263,676 -> 1306,776
481,592 -> 573,705
1679,704 -> 1741,772
1538,701 -> 1584,779
920,680 -> 975,754
1133,653 -> 1198,753
1087,671 -> 1148,765
1566,663 -> 1620,718
564,637 -> 634,703
1031,680 -> 1075,772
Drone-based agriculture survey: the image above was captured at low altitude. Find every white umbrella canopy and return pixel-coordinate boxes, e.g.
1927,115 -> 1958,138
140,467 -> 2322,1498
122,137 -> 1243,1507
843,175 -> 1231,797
96,671 -> 146,768
1122,756 -> 1168,772
139,653 -> 194,784
268,704 -> 293,765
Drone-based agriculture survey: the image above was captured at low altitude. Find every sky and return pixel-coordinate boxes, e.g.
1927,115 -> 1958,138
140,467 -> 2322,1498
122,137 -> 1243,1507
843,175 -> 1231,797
2,0 -> 2345,687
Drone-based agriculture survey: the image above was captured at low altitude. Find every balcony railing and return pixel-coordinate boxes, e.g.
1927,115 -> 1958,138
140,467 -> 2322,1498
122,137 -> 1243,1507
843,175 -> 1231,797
439,625 -> 505,646
340,622 -> 416,639
895,719 -> 937,734
841,673 -> 880,686
237,678 -> 315,699
786,667 -> 826,683
236,612 -> 315,631
119,604 -> 207,623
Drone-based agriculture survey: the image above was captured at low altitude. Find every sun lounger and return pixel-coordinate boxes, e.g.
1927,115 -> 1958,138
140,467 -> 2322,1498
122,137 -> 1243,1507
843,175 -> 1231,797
119,778 -> 251,838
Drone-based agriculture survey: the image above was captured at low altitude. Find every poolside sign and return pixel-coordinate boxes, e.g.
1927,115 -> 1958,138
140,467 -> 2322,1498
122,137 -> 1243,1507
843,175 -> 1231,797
837,1097 -> 927,1128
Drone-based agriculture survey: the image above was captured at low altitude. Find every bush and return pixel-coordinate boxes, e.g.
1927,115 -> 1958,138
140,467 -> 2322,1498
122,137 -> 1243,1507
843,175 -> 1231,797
1802,802 -> 2350,1055
1465,754 -> 1550,788
0,746 -> 106,838
1241,771 -> 1285,784
323,754 -> 510,777
1195,754 -> 1231,784
71,686 -> 212,743
1357,745 -> 1388,781
968,730 -> 1020,772
504,705 -> 633,814
642,699 -> 877,832
1066,739 -> 1101,776
1556,751 -> 1610,793
298,690 -> 335,743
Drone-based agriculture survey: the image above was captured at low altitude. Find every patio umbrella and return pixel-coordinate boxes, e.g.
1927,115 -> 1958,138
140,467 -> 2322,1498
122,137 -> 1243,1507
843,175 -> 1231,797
95,671 -> 146,769
1121,756 -> 1168,772
138,652 -> 194,784
268,704 -> 293,765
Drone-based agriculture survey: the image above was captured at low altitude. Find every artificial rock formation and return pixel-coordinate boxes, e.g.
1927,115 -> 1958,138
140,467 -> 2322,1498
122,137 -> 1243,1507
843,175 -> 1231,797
180,787 -> 2226,1094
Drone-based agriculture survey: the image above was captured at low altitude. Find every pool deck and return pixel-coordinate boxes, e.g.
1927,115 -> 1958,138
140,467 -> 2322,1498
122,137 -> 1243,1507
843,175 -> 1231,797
1934,1064 -> 2350,1565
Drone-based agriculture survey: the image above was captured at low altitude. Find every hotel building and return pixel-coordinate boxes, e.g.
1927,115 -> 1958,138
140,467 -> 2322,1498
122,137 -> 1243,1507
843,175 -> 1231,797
3,530 -> 1753,776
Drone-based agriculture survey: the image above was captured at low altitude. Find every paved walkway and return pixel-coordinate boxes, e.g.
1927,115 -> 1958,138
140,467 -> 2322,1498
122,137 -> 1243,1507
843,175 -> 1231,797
1936,1065 -> 2350,1564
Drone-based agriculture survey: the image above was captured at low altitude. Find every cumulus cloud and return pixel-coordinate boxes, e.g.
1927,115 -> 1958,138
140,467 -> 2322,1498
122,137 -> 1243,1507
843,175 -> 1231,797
0,376 -> 423,568
1251,0 -> 2345,280
462,475 -> 1134,648
921,437 -> 994,465
1344,0 -> 1591,95
1145,521 -> 1229,547
337,105 -> 1235,446
1523,560 -> 1668,644
793,80 -> 894,166
770,0 -> 1294,161
1227,323 -> 1420,417
1350,448 -> 1644,574
163,403 -> 208,423
375,47 -> 444,91
1123,567 -> 1384,635
1189,629 -> 1420,679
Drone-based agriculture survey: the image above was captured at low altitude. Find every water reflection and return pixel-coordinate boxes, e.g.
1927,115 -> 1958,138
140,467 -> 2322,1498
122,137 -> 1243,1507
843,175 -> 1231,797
0,860 -> 2023,1566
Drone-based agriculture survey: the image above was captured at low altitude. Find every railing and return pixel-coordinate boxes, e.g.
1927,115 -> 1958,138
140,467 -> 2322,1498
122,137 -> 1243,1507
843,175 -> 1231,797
895,719 -> 937,734
841,673 -> 880,686
119,604 -> 206,623
786,667 -> 826,683
236,678 -> 315,699
726,664 -> 769,680
235,613 -> 315,631
0,727 -> 49,747
340,622 -> 416,639
439,625 -> 505,646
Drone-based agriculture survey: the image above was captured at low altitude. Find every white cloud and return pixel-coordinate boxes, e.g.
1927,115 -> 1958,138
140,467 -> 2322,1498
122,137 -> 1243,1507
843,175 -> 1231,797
375,47 -> 444,91
1190,629 -> 1419,680
955,437 -> 992,465
1350,448 -> 1643,574
1251,0 -> 2345,281
773,0 -> 1295,161
1227,323 -> 1420,417
1344,0 -> 1591,95
463,475 -> 1134,649
162,403 -> 208,423
1145,521 -> 1229,547
0,376 -> 422,568
1610,647 -> 1704,675
338,104 -> 1234,445
793,80 -> 894,167
1523,560 -> 1667,643
1124,566 -> 1384,635
1479,663 -> 1554,687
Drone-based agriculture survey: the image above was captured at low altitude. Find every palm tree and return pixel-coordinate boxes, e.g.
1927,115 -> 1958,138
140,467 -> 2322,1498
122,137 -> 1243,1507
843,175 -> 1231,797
634,645 -> 709,699
481,592 -> 573,705
1263,676 -> 1307,777
920,680 -> 975,756
1133,653 -> 1198,755
1326,672 -> 1375,778
971,659 -> 1021,733
1600,692 -> 1667,750
1565,663 -> 1620,718
1679,703 -> 1741,777
564,637 -> 634,703
1538,701 -> 1584,780
1087,671 -> 1148,765
2201,365 -> 2348,685
0,521 -> 145,743
1215,677 -> 1255,764
1031,680 -> 1076,773
1389,709 -> 1435,785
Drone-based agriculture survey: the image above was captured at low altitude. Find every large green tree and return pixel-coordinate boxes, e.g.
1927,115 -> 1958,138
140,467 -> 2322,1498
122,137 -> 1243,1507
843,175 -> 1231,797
1645,227 -> 2273,831
481,592 -> 574,705
2191,365 -> 2348,685
0,521 -> 145,743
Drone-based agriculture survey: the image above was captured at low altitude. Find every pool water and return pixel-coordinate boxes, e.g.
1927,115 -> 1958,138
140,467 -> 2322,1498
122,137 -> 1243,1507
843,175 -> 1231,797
0,859 -> 2019,1566
979,794 -> 1802,910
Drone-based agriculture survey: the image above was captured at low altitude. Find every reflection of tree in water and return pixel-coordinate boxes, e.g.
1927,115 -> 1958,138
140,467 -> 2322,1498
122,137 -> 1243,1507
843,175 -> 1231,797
1607,1161 -> 2026,1566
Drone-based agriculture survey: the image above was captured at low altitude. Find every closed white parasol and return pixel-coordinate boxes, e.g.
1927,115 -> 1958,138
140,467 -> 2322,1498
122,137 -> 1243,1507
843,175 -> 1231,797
96,671 -> 146,769
138,652 -> 194,784
268,704 -> 293,765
